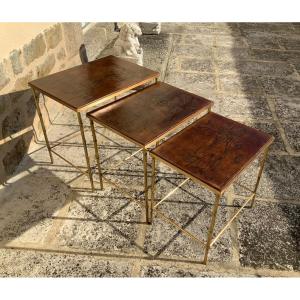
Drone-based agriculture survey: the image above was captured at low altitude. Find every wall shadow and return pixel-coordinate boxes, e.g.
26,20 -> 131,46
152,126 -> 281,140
0,88 -> 36,184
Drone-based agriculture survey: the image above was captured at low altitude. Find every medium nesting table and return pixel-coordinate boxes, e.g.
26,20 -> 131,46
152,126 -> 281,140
150,112 -> 274,264
28,55 -> 159,190
86,82 -> 213,223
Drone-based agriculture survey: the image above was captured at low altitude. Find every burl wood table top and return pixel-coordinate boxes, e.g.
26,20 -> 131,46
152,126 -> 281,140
151,112 -> 274,193
28,55 -> 159,112
87,82 -> 213,147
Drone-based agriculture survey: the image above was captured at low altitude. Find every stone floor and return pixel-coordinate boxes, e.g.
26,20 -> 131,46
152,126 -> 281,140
0,23 -> 299,277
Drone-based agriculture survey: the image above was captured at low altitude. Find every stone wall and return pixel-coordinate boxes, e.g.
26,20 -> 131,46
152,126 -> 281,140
83,23 -> 119,61
0,23 -> 83,183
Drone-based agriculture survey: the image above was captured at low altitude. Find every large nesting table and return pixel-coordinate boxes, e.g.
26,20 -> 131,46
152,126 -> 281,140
87,82 -> 213,223
150,112 -> 274,264
28,55 -> 159,190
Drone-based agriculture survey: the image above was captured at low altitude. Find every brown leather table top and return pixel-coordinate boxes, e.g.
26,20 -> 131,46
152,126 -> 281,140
87,82 -> 213,146
151,112 -> 274,193
28,55 -> 159,111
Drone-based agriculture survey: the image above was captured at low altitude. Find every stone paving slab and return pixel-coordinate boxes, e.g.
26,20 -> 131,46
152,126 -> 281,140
0,249 -> 132,277
139,33 -> 172,76
144,179 -> 232,263
0,167 -> 71,246
174,34 -> 215,47
180,58 -> 214,73
219,74 -> 262,95
215,47 -> 252,60
281,122 -> 300,152
234,155 -> 300,202
237,200 -> 300,271
258,77 -> 300,98
165,71 -> 216,98
216,94 -> 272,119
140,264 -> 227,277
54,187 -> 144,255
243,32 -> 281,49
242,120 -> 286,153
217,60 -> 297,77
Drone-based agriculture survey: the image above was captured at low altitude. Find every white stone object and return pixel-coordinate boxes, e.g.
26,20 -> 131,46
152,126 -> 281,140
112,23 -> 143,65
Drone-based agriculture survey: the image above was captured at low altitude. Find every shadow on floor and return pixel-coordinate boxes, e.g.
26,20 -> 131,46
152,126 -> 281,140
229,22 -> 300,271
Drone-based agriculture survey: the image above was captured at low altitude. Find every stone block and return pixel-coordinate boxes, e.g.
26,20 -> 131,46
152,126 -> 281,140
0,62 -> 10,90
9,49 -> 23,75
56,47 -> 66,60
83,24 -> 108,61
23,34 -> 46,65
13,71 -> 34,91
139,22 -> 161,35
61,23 -> 83,57
36,54 -> 56,77
44,23 -> 62,50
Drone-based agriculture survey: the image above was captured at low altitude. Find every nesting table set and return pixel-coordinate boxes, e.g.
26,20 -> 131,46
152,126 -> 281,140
29,55 -> 273,264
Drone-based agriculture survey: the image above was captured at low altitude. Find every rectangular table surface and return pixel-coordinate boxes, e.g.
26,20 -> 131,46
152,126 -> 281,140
28,55 -> 159,111
87,82 -> 213,146
151,112 -> 274,193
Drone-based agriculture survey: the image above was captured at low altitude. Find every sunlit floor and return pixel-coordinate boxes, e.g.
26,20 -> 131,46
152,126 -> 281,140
0,23 -> 299,277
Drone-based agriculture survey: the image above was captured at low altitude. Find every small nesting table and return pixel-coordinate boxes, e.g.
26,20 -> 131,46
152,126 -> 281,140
28,55 -> 159,190
150,112 -> 274,264
86,82 -> 213,223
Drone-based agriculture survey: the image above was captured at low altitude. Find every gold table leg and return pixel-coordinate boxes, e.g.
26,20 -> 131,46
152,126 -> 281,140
150,155 -> 156,223
203,192 -> 222,265
250,147 -> 270,208
143,148 -> 150,224
77,112 -> 94,191
31,88 -> 53,164
90,119 -> 104,190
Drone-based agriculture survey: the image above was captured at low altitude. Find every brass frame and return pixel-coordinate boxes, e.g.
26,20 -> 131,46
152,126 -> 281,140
30,76 -> 158,191
89,106 -> 210,224
31,87 -> 95,190
149,146 -> 270,264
